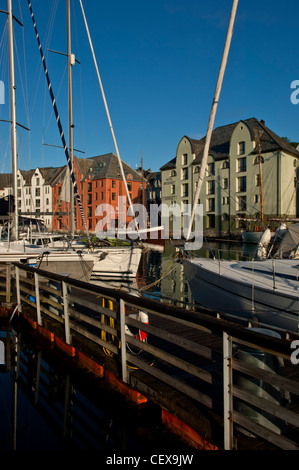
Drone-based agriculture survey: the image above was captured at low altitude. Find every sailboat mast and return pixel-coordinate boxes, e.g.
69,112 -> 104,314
78,0 -> 140,236
67,0 -> 75,237
27,0 -> 91,243
186,0 -> 238,242
7,0 -> 18,241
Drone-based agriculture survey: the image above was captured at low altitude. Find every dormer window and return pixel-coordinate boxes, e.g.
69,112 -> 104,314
221,160 -> 229,169
253,155 -> 264,165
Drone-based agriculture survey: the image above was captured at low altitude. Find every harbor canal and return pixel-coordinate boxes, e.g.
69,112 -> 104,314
0,323 -> 195,453
1,239 -> 298,452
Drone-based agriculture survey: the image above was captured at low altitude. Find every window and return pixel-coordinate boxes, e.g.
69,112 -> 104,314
207,180 -> 215,195
223,178 -> 228,189
182,154 -> 188,166
254,155 -> 264,165
222,160 -> 229,169
207,198 -> 215,212
182,201 -> 189,213
181,183 -> 188,198
254,194 -> 260,203
170,170 -> 176,177
207,162 -> 215,176
237,157 -> 246,172
88,194 -> 92,204
127,182 -> 132,191
237,196 -> 247,211
237,176 -> 246,192
36,199 -> 40,208
112,180 -> 116,188
181,168 -> 188,180
36,178 -> 40,186
255,174 -> 261,186
101,192 -> 104,200
35,188 -> 40,197
194,166 -> 200,173
171,184 -> 175,195
238,141 -> 245,155
112,192 -> 116,200
222,197 -> 229,205
88,207 -> 92,217
88,182 -> 92,192
207,214 -> 215,228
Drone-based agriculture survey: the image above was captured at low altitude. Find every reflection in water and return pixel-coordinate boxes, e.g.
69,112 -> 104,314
136,240 -> 256,310
0,327 -> 194,452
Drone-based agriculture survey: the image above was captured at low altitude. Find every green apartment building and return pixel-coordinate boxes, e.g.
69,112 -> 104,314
160,118 -> 299,237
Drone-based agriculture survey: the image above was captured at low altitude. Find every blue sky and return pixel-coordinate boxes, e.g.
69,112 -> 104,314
1,0 -> 299,175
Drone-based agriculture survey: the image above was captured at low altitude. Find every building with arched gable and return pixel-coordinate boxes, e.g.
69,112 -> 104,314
160,118 -> 299,236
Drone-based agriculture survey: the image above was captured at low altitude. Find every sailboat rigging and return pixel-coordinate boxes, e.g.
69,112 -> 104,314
185,0 -> 239,244
182,0 -> 299,332
27,0 -> 91,244
26,0 -> 143,280
78,0 -> 140,238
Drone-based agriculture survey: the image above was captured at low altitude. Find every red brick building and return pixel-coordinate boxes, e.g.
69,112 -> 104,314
52,153 -> 145,233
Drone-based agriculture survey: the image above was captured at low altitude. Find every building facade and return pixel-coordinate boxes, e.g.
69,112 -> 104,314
160,118 -> 299,236
52,153 -> 146,233
16,167 -> 64,229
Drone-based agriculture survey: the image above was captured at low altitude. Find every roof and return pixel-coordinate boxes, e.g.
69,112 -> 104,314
160,157 -> 176,171
39,167 -> 65,185
0,173 -> 12,189
146,171 -> 161,182
160,118 -> 299,170
77,153 -> 143,182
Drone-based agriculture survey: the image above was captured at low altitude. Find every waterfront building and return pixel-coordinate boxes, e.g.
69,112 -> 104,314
52,153 -> 146,233
145,171 -> 161,210
160,118 -> 299,236
17,167 -> 63,229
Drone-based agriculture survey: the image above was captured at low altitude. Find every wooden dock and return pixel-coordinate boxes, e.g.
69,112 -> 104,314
1,261 -> 299,451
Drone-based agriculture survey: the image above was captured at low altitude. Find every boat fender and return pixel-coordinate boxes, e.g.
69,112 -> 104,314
125,309 -> 148,342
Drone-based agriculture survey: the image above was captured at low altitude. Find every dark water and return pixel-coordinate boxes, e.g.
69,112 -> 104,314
0,326 -> 196,453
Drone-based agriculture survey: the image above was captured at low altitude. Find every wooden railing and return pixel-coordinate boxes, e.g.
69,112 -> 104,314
8,262 -> 299,450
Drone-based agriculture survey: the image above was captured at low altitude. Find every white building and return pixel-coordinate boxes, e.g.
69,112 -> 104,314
16,166 -> 64,229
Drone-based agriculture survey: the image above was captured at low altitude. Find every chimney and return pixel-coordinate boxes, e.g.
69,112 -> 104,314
260,119 -> 265,126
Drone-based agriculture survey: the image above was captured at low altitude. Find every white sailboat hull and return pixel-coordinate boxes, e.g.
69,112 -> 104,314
183,257 -> 299,332
31,252 -> 95,283
241,228 -> 272,244
90,246 -> 142,279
